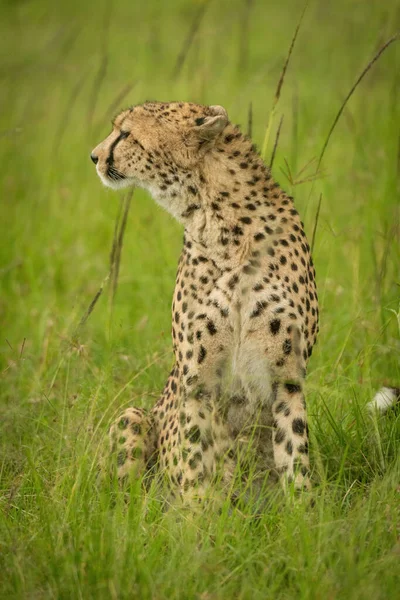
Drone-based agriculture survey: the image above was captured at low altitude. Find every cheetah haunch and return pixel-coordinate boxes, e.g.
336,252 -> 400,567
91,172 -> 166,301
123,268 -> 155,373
91,102 -> 319,501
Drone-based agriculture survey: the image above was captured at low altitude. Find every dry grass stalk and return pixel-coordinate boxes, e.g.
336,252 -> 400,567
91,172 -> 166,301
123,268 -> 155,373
291,86 -> 299,171
75,189 -> 133,335
110,189 -> 133,303
397,131 -> 400,183
87,6 -> 113,135
53,26 -> 81,65
87,54 -> 108,136
247,101 -> 253,138
109,197 -> 123,274
261,1 -> 308,159
77,272 -> 111,330
311,193 -> 322,253
309,33 -> 400,252
280,156 -> 325,186
317,33 -> 400,170
19,337 -> 26,359
171,1 -> 209,80
97,81 -> 137,131
53,70 -> 87,155
238,0 -> 254,73
269,114 -> 284,170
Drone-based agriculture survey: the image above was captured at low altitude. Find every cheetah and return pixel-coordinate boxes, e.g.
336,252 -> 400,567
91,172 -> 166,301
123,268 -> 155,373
91,102 -> 320,501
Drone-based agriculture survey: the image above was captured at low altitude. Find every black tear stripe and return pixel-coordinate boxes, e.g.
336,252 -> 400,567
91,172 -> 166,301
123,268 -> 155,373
106,130 -> 129,166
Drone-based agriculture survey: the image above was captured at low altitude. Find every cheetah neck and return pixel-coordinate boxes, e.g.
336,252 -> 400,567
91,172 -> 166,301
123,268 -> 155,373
146,123 -> 298,272
180,125 -> 297,271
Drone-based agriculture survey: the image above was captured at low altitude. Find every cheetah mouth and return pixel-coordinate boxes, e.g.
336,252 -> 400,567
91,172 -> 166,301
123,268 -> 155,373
98,166 -> 133,190
106,166 -> 127,182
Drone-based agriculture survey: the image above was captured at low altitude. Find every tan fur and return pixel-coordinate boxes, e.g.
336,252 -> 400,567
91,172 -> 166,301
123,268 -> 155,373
92,101 -> 319,500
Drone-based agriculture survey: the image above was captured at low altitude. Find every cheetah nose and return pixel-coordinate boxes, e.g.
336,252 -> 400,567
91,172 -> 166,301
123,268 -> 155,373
90,153 -> 98,165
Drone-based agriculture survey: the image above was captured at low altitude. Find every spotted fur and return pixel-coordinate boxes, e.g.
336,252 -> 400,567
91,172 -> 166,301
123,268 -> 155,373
92,102 -> 319,500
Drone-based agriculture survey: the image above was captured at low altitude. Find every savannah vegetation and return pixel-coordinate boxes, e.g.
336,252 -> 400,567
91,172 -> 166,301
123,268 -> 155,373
1,0 -> 399,598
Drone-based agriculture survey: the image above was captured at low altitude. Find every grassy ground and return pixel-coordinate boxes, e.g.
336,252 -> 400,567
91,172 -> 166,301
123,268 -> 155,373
1,0 -> 400,598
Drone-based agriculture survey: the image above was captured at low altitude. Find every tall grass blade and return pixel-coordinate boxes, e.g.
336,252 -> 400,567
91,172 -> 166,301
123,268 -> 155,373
311,193 -> 322,253
317,33 -> 400,170
269,114 -> 284,170
247,101 -> 253,137
261,1 -> 308,159
171,2 -> 210,80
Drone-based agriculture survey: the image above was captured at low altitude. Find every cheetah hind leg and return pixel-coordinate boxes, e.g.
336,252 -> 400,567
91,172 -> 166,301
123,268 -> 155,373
109,407 -> 158,487
272,381 -> 311,492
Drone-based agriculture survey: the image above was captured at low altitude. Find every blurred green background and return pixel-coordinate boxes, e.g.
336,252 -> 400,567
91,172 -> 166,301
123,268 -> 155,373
1,1 -> 399,598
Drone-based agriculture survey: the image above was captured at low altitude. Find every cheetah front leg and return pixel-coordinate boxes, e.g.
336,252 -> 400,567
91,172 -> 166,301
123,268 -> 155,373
272,381 -> 310,491
109,407 -> 158,484
177,375 -> 233,504
177,387 -> 216,502
240,320 -> 311,494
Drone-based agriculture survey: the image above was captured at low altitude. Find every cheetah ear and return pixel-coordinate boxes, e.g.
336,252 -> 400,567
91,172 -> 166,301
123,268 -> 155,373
194,105 -> 228,141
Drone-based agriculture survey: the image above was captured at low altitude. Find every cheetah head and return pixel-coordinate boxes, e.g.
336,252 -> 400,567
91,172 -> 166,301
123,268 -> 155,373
90,102 -> 228,213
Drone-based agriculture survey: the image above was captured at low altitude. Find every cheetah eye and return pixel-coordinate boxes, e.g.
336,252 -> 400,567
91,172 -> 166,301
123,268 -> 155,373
195,117 -> 205,126
120,130 -> 130,139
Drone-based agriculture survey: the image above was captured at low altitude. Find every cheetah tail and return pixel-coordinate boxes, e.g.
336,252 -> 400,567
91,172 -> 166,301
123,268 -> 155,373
367,387 -> 400,413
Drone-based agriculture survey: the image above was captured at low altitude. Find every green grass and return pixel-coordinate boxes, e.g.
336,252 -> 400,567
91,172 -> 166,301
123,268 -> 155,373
1,0 -> 399,598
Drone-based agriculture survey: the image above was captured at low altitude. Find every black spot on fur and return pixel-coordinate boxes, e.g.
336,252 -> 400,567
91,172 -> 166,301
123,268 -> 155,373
228,274 -> 239,289
270,319 -> 281,335
131,423 -> 142,435
285,440 -> 293,455
207,320 -> 217,335
285,383 -> 302,394
251,300 -> 268,318
187,425 -> 201,443
117,450 -> 127,466
298,442 -> 309,454
198,345 -> 207,364
188,451 -> 202,469
118,417 -> 129,430
275,428 -> 286,444
283,339 -> 292,355
292,418 -> 306,435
